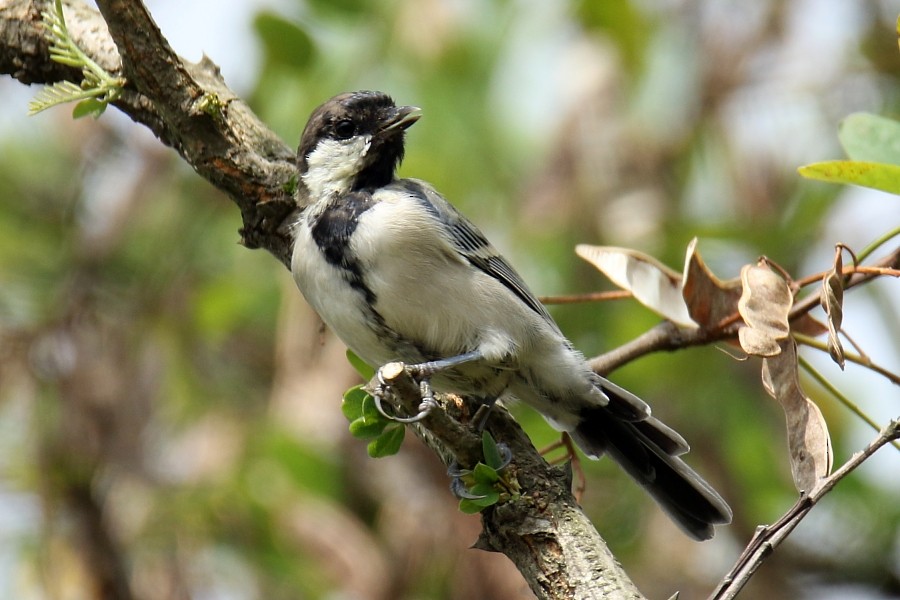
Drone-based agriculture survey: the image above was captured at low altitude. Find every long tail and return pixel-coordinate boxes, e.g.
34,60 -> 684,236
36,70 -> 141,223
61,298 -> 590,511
569,379 -> 732,541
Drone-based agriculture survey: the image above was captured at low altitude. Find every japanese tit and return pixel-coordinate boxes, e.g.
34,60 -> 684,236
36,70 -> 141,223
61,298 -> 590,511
290,91 -> 731,540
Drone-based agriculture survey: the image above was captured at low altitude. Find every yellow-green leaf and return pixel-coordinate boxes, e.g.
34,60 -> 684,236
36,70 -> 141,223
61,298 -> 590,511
72,98 -> 106,119
349,416 -> 387,439
798,160 -> 900,195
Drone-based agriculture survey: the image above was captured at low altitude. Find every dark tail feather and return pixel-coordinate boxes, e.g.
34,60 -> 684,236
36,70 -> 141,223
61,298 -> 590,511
571,388 -> 732,541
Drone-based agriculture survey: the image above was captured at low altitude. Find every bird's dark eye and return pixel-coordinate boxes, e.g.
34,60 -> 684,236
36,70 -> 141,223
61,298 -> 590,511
334,120 -> 356,139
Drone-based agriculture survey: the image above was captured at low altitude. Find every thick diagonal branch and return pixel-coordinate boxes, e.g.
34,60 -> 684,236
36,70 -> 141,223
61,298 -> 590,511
1,0 -> 299,264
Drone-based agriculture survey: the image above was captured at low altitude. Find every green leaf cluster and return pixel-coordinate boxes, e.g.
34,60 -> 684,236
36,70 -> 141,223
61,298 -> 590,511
457,432 -> 516,514
29,0 -> 126,118
341,351 -> 404,458
341,385 -> 405,458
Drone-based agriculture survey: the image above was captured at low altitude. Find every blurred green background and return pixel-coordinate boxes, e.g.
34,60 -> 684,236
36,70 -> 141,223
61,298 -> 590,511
1,0 -> 898,598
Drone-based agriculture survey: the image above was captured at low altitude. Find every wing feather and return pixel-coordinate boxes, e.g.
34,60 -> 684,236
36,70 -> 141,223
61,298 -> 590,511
392,179 -> 558,329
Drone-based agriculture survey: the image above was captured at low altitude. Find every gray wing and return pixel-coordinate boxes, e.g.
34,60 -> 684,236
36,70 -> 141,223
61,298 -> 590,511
394,179 -> 559,330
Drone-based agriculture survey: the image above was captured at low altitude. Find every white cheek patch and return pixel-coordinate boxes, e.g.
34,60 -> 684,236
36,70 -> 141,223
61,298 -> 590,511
303,135 -> 373,197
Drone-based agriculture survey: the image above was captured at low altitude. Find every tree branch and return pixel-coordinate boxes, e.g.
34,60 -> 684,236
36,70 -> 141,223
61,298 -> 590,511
377,367 -> 645,598
1,0 -> 299,265
709,418 -> 900,600
588,246 -> 900,375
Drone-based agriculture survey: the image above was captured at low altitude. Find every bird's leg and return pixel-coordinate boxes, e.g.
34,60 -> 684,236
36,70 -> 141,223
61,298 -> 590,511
405,349 -> 484,379
373,350 -> 484,423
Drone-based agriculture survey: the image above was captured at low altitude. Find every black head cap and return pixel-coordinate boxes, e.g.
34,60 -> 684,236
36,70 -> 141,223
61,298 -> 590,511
297,91 -> 421,190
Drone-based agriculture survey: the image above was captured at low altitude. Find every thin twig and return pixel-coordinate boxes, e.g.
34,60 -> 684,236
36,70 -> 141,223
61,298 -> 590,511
539,434 -> 586,501
709,418 -> 900,600
792,264 -> 897,288
837,328 -> 868,361
856,226 -> 900,264
790,246 -> 900,321
539,290 -> 632,305
794,333 -> 900,386
797,355 -> 900,452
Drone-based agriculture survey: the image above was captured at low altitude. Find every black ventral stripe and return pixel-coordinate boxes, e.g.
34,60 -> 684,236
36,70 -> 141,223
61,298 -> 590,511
310,191 -> 377,304
307,189 -> 415,357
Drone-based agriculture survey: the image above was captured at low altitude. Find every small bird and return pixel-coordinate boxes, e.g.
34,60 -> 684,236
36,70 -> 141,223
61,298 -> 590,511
291,90 -> 732,540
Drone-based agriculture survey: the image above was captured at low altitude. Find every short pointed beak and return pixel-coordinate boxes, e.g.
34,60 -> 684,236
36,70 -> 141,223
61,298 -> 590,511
382,105 -> 422,132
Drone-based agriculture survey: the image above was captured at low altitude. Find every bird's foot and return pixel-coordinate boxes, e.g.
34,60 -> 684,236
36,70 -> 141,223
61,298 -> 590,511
372,362 -> 438,423
371,350 -> 484,423
447,440 -> 512,499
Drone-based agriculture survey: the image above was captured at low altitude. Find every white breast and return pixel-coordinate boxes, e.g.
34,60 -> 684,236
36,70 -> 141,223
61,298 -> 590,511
352,190 -> 547,362
291,209 -> 394,366
291,187 -> 594,405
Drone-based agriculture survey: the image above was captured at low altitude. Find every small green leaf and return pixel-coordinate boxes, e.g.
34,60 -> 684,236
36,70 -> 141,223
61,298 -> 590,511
470,482 -> 500,498
367,425 -> 405,458
458,498 -> 488,514
839,113 -> 900,164
281,175 -> 299,196
348,416 -> 387,439
72,98 -> 106,119
472,462 -> 499,484
346,349 -> 375,380
348,393 -> 394,438
341,385 -> 369,421
360,393 -> 383,421
195,92 -> 224,120
798,161 -> 900,195
458,499 -> 484,514
482,431 -> 503,469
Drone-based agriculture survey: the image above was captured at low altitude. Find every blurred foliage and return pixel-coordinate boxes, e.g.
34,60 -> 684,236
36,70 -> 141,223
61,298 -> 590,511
1,0 -> 899,599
